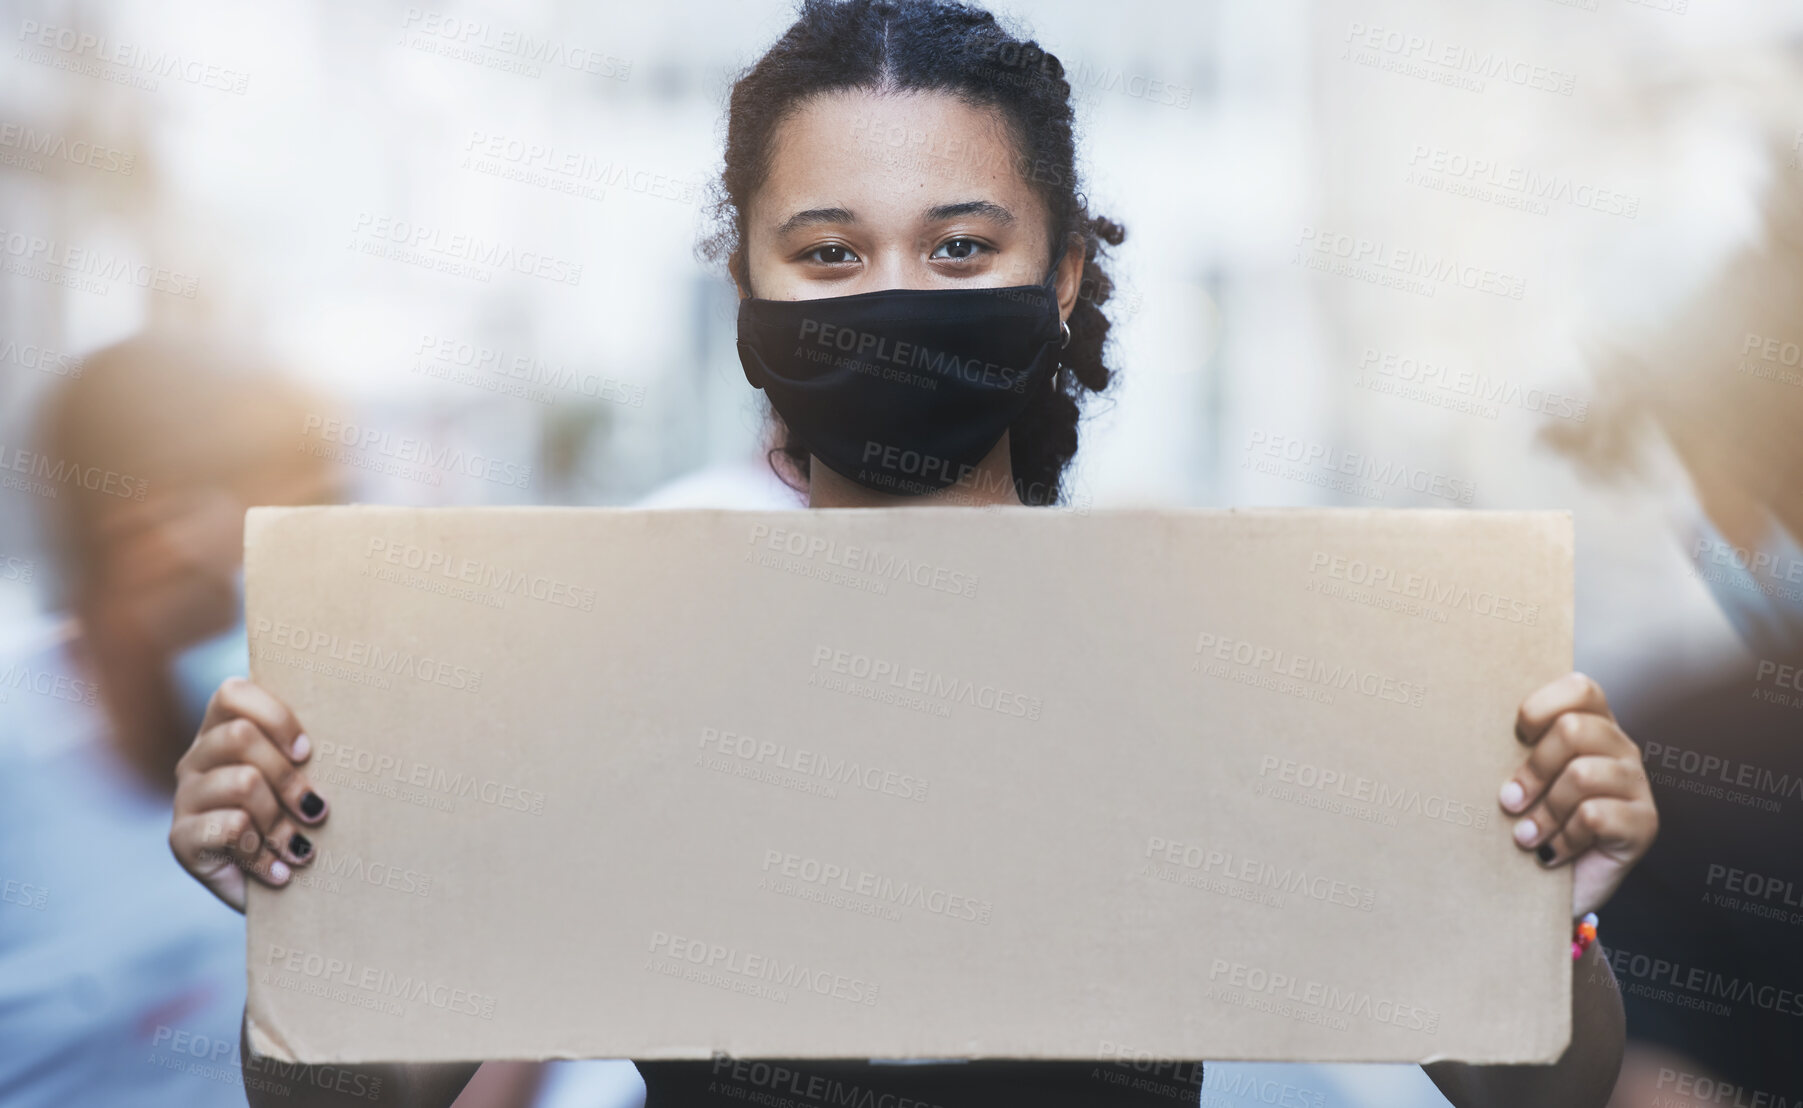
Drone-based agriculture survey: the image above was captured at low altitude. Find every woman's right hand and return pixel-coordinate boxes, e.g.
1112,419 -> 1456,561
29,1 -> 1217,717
169,677 -> 328,912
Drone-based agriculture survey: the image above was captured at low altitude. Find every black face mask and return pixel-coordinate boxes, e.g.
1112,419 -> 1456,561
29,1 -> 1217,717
736,248 -> 1068,496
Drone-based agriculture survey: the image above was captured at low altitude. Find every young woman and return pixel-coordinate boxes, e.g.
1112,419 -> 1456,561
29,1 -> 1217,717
169,2 -> 1658,1105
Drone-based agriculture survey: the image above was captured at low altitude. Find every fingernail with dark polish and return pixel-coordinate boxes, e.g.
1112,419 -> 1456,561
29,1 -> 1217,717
1537,843 -> 1555,864
300,792 -> 324,819
289,832 -> 312,859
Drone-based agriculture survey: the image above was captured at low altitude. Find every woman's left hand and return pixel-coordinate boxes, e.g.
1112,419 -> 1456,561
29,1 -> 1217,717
1501,672 -> 1659,919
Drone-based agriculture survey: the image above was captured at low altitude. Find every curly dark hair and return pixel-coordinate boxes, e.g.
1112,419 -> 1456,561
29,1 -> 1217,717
698,0 -> 1126,506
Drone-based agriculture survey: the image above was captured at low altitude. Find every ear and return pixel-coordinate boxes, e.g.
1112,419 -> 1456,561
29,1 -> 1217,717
729,250 -> 753,300
1053,232 -> 1085,324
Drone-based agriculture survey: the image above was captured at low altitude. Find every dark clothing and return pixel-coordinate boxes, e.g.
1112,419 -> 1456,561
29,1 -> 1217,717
638,1058 -> 1205,1107
1605,654 -> 1803,1089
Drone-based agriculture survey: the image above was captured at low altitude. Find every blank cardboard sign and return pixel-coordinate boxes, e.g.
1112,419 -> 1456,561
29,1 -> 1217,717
243,507 -> 1573,1065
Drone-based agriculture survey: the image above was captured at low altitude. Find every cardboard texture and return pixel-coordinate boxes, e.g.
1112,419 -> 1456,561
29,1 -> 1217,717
243,506 -> 1573,1066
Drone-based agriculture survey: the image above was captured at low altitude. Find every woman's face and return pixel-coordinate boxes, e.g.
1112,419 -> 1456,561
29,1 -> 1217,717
739,88 -> 1071,303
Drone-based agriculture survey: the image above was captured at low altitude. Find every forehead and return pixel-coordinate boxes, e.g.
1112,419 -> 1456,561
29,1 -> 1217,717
754,88 -> 1041,229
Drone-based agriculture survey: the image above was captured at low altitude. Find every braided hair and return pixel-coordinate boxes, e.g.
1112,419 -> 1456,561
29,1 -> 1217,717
699,0 -> 1126,506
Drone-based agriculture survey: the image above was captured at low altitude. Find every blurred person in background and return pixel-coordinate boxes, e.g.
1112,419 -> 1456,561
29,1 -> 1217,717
1545,124 -> 1803,1107
0,332 -> 550,1107
0,331 -> 333,1107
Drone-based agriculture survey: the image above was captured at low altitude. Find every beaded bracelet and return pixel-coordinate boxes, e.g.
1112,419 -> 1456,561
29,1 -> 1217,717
1572,912 -> 1598,961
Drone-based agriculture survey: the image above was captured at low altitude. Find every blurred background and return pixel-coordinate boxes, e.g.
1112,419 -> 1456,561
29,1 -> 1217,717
3,0 -> 1801,1106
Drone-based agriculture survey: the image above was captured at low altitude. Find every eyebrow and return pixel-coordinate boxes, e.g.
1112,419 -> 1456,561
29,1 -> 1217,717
772,200 -> 1016,237
774,207 -> 856,237
925,200 -> 1015,226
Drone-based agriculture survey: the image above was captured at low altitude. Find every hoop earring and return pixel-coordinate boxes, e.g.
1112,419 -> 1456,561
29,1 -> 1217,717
1059,320 -> 1072,348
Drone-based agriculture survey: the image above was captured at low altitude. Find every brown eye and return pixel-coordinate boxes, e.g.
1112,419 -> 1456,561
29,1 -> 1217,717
931,237 -> 987,261
805,244 -> 857,264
